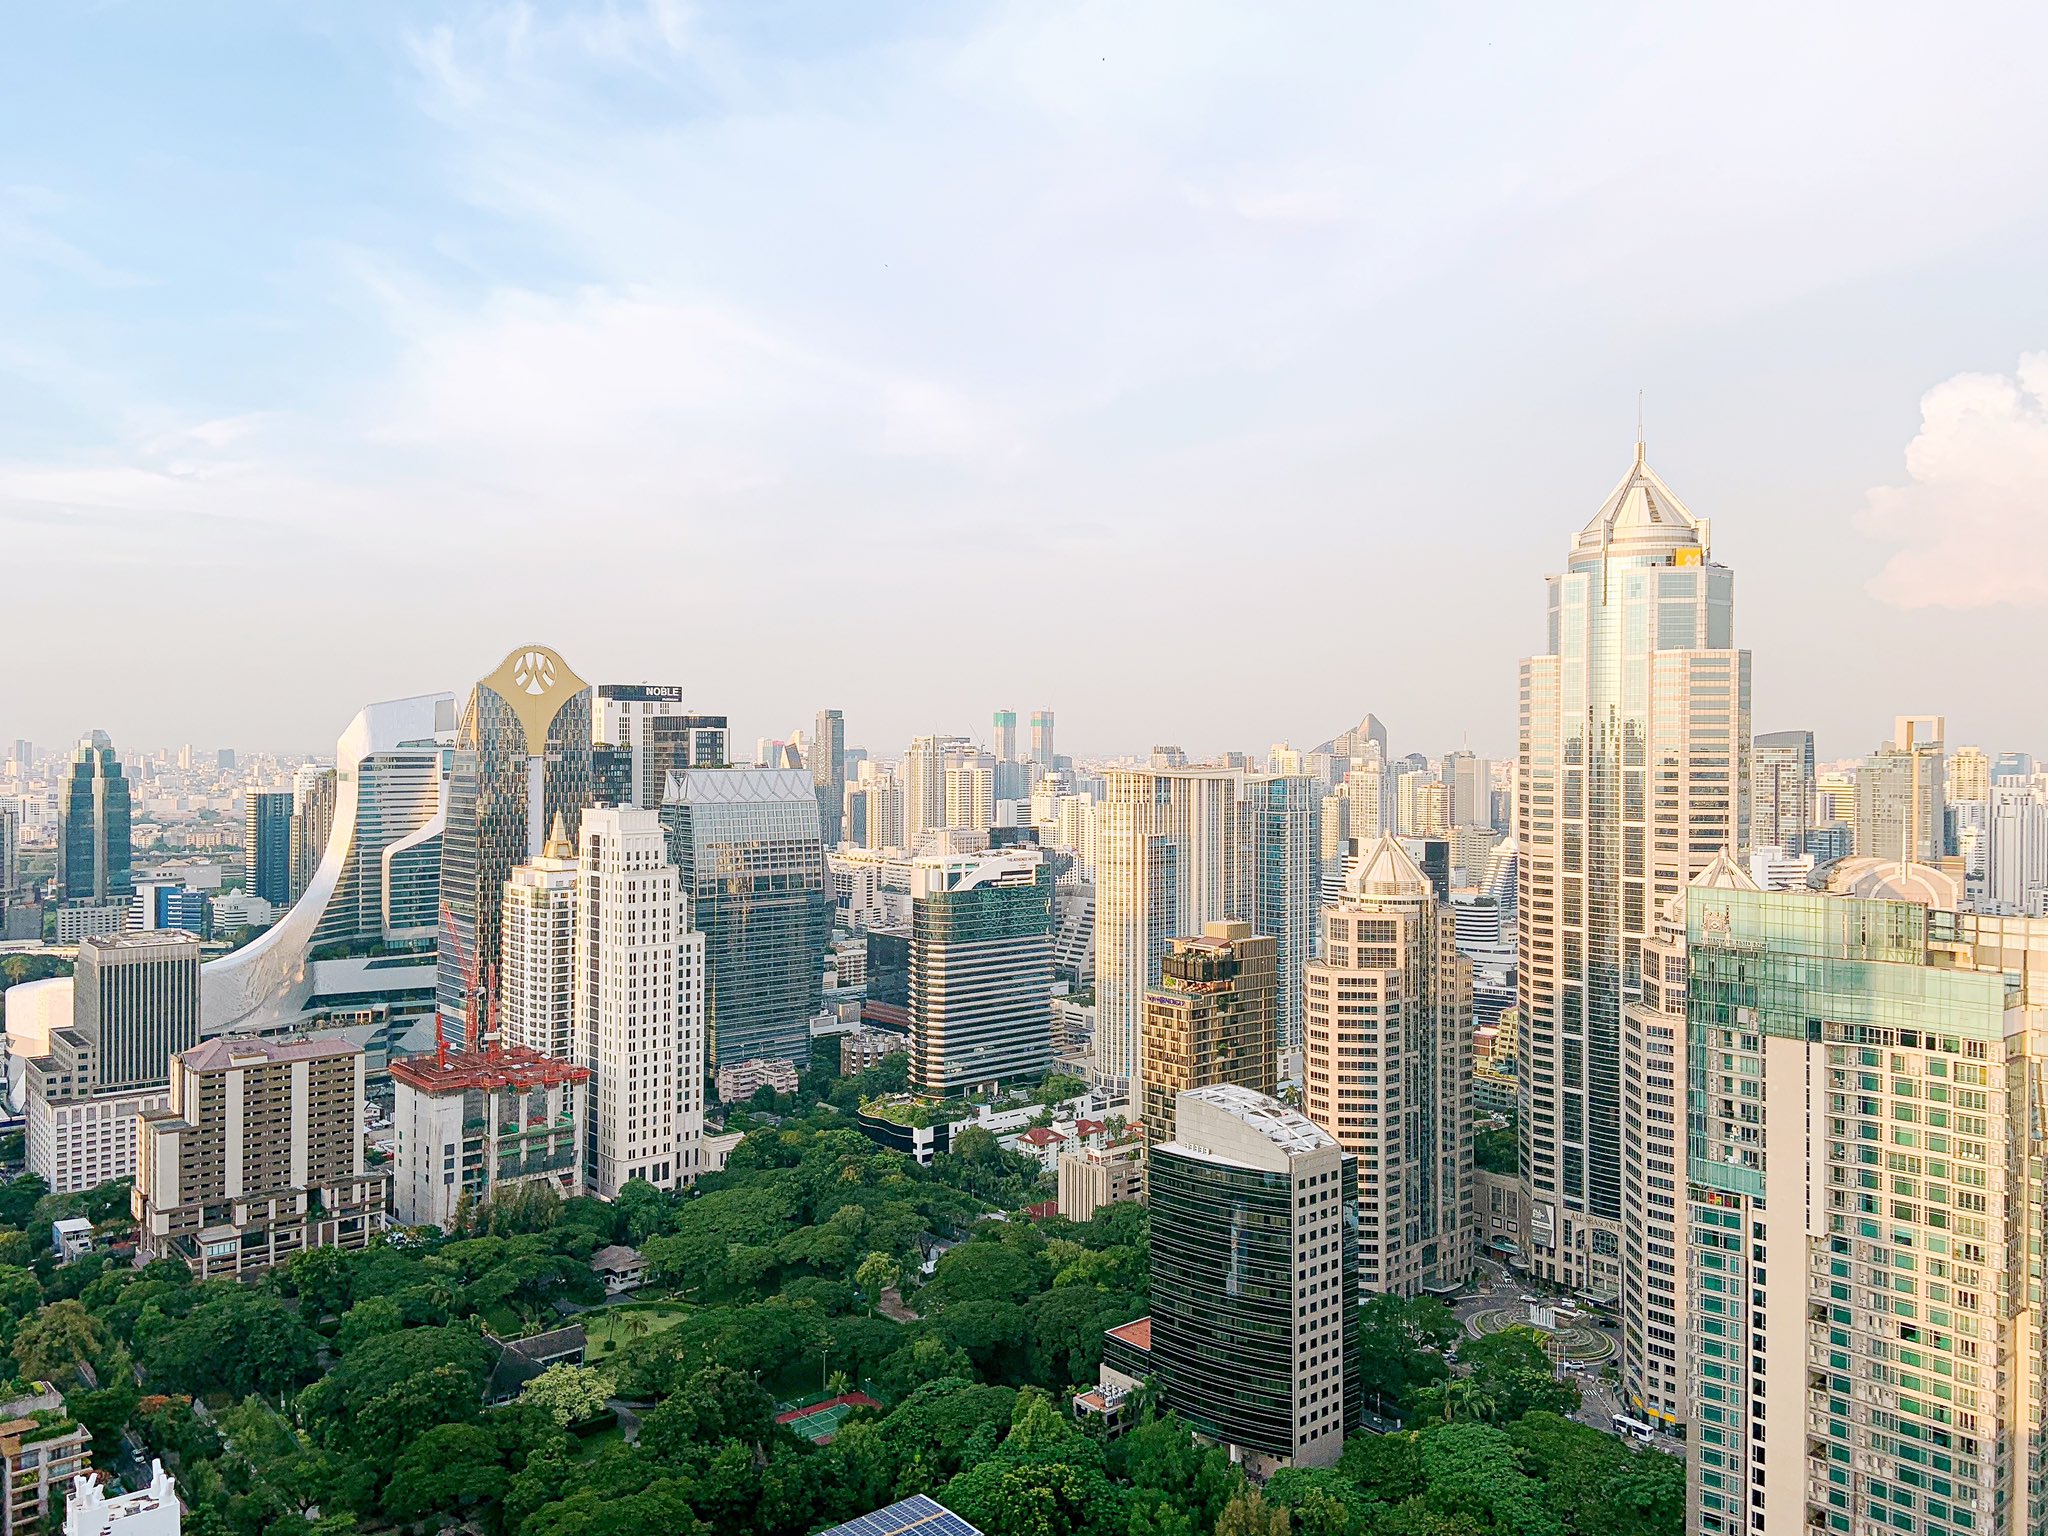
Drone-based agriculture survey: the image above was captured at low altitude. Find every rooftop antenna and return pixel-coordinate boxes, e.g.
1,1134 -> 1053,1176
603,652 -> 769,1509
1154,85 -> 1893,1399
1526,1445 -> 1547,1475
1636,390 -> 1645,466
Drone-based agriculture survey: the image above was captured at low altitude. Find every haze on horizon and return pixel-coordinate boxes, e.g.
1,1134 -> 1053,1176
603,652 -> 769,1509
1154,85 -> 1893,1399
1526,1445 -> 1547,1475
5,3 -> 2048,765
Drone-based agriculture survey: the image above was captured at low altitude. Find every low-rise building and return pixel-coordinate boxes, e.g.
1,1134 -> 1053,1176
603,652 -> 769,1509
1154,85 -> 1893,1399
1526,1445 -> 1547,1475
63,1461 -> 179,1536
389,1045 -> 588,1231
133,1036 -> 388,1277
1056,1141 -> 1146,1221
838,1028 -> 907,1075
590,1244 -> 647,1296
48,1221 -> 91,1263
0,1383 -> 89,1536
715,1057 -> 800,1104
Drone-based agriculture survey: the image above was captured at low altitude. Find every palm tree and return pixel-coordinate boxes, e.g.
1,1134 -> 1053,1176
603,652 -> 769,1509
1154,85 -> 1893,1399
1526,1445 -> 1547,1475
1439,1376 -> 1498,1424
826,1369 -> 851,1397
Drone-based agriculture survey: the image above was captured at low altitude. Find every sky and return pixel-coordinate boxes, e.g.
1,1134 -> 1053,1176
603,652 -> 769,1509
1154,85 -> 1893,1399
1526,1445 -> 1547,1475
6,2 -> 2048,765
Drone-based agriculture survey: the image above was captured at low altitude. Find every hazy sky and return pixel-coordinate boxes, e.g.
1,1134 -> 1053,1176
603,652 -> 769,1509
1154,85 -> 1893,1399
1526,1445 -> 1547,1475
6,3 -> 2048,764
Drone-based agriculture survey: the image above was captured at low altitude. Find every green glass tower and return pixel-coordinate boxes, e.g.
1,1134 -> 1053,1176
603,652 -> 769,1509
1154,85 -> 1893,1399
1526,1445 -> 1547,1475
59,731 -> 132,905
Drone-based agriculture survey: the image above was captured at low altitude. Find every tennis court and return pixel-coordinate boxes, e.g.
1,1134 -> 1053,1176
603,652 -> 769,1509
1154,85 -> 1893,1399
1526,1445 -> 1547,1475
775,1390 -> 883,1443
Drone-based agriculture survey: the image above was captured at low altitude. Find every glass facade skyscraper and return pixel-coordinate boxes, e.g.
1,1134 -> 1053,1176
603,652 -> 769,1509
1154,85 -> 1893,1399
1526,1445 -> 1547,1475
438,647 -> 594,1032
908,849 -> 1054,1094
1517,444 -> 1750,1302
1245,773 -> 1315,1053
659,766 -> 830,1067
243,790 -> 294,908
58,731 -> 132,905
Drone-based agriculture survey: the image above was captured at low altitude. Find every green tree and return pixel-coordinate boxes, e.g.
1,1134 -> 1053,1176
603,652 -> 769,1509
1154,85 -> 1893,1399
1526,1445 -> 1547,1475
1215,1489 -> 1290,1536
519,1363 -> 611,1427
335,1295 -> 404,1355
12,1299 -> 112,1383
381,1422 -> 508,1524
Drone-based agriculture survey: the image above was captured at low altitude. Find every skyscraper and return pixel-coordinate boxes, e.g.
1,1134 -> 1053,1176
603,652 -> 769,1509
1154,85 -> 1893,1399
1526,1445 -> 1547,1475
594,682 -> 687,808
1244,774 -> 1315,1054
1138,920 -> 1276,1140
1147,1085 -> 1358,1474
992,709 -> 1018,762
501,814 -> 580,1059
1751,728 -> 1815,854
1302,835 -> 1472,1296
1855,714 -> 1947,864
659,767 -> 830,1067
58,731 -> 131,906
438,645 -> 594,1033
1029,709 -> 1055,769
575,805 -> 704,1195
902,734 -> 971,852
1094,765 -> 1250,1097
0,803 -> 18,900
243,790 -> 293,907
1948,741 -> 1990,804
1683,870 -> 2048,1536
907,848 -> 1054,1094
288,764 -> 337,903
811,707 -> 846,845
1517,443 -> 1750,1297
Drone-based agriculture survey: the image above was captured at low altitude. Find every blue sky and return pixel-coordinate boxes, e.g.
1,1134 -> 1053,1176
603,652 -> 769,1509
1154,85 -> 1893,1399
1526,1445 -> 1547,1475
7,2 -> 2048,762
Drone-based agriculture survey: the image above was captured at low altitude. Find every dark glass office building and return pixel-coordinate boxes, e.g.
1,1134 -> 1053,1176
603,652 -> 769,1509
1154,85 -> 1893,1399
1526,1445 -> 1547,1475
244,791 -> 294,907
59,731 -> 132,904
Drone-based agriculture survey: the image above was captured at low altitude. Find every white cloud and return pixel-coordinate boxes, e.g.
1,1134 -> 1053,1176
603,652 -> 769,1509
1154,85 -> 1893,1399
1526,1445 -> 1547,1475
1863,355 -> 2048,609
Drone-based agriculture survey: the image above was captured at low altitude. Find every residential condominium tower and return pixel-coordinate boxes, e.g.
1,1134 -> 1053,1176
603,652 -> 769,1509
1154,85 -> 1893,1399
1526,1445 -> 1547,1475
1751,729 -> 1816,856
1302,835 -> 1473,1296
1855,715 -> 1947,866
1683,867 -> 2048,1536
1516,442 -> 1750,1298
243,791 -> 293,908
575,806 -> 705,1195
500,815 -> 580,1059
908,848 -> 1055,1095
659,768 -> 830,1068
1138,920 -> 1277,1142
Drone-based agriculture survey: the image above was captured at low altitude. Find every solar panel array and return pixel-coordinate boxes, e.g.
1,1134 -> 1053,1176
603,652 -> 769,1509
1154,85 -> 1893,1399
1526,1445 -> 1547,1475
817,1494 -> 984,1536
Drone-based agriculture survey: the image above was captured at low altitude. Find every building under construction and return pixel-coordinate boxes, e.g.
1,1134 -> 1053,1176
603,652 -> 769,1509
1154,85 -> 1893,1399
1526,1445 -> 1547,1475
390,1043 -> 589,1230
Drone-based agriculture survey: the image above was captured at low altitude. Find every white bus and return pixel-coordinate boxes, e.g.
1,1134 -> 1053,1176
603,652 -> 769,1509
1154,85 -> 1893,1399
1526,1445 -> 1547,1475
1611,1414 -> 1657,1443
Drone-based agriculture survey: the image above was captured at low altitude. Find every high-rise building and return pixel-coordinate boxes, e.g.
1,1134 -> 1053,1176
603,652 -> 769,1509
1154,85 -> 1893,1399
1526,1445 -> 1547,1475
902,734 -> 971,851
1138,920 -> 1276,1141
1854,715 -> 1946,864
1985,780 -> 2048,915
1316,713 -> 1389,766
1243,774 -> 1315,1056
439,646 -> 594,1033
811,708 -> 846,845
575,806 -> 704,1195
1302,835 -> 1472,1296
1095,766 -> 1250,1096
1148,1085 -> 1358,1475
133,1036 -> 387,1277
1948,742 -> 1990,804
594,683 -> 687,809
0,803 -> 17,900
1517,443 -> 1750,1297
205,694 -> 453,1035
943,752 -> 995,833
243,791 -> 293,908
501,815 -> 580,1059
58,732 -> 131,906
62,1454 -> 177,1536
25,932 -> 201,1193
1751,729 -> 1815,854
1442,749 -> 1493,830
658,768 -> 829,1067
907,848 -> 1054,1095
1993,750 -> 2035,783
644,714 -> 730,796
288,764 -> 337,904
1029,709 -> 1055,769
991,709 -> 1018,763
390,1042 -> 588,1230
1683,871 -> 2048,1536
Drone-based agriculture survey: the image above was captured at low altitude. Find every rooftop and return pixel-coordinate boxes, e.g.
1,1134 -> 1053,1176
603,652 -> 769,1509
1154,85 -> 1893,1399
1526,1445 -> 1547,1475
180,1034 -> 361,1071
1106,1316 -> 1152,1350
1573,444 -> 1707,561
391,1043 -> 591,1094
1176,1084 -> 1336,1155
1343,833 -> 1431,900
817,1495 -> 983,1536
662,766 -> 818,806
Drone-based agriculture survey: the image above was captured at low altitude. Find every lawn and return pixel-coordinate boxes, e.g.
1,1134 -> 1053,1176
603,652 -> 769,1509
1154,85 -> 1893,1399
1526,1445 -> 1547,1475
582,1302 -> 691,1355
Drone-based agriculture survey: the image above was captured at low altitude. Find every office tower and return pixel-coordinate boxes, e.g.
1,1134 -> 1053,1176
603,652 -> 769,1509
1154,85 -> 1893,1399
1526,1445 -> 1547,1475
1138,921 -> 1276,1140
593,683 -> 686,808
133,1036 -> 387,1276
7,740 -> 30,775
1854,715 -> 1947,865
659,767 -> 829,1068
643,713 -> 730,794
591,745 -> 634,807
439,645 -> 594,1033
204,693 -> 454,1035
1148,1085 -> 1357,1474
288,764 -> 337,903
1095,766 -> 1249,1096
243,790 -> 293,907
1029,709 -> 1055,768
0,803 -> 16,898
575,806 -> 703,1195
1683,872 -> 2048,1536
1301,835 -> 1472,1296
1244,775 -> 1314,1054
1985,780 -> 2048,915
1518,442 -> 1750,1296
992,709 -> 1018,762
1442,749 -> 1492,829
390,1040 -> 588,1230
1948,742 -> 1990,804
811,707 -> 846,845
1993,750 -> 2035,782
58,731 -> 132,905
25,932 -> 201,1192
216,748 -> 235,771
1751,728 -> 1816,855
500,815 -> 579,1058
907,848 -> 1054,1094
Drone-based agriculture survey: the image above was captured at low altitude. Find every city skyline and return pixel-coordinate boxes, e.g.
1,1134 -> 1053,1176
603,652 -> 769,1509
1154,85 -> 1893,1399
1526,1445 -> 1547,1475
7,7 -> 2048,753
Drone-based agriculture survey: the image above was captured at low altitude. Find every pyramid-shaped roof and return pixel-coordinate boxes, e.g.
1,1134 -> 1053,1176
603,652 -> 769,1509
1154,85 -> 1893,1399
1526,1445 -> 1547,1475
1345,833 -> 1431,899
1575,445 -> 1707,561
1690,850 -> 1759,892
